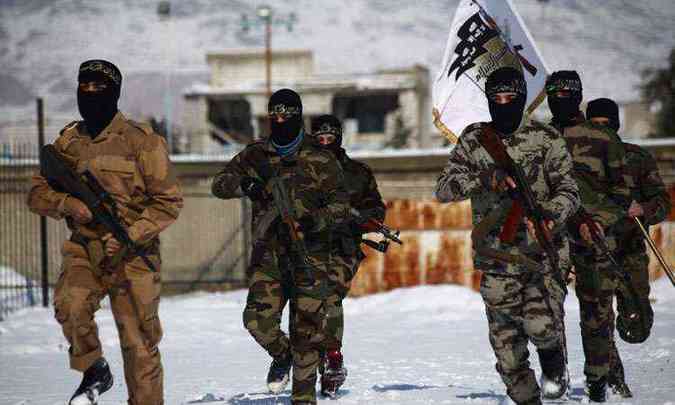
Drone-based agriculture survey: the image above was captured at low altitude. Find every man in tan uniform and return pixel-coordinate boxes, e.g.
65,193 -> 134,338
27,59 -> 183,405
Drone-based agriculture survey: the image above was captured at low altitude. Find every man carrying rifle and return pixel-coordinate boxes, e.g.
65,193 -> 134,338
546,72 -> 631,402
211,89 -> 350,405
435,67 -> 579,405
585,98 -> 672,398
27,60 -> 183,405
310,115 -> 386,396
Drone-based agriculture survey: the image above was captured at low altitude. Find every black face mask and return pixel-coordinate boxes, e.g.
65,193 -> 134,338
489,95 -> 526,135
270,116 -> 303,145
548,96 -> 580,128
77,87 -> 118,137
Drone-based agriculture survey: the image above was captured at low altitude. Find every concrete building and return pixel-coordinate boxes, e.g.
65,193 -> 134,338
182,49 -> 432,154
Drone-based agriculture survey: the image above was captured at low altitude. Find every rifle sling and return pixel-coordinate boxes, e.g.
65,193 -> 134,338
476,126 -> 524,243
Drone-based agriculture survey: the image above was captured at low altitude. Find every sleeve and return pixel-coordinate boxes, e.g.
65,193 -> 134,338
605,138 -> 631,210
639,153 -> 671,225
26,138 -> 70,219
434,137 -> 486,202
311,154 -> 351,231
354,165 -> 386,222
211,150 -> 249,199
127,134 -> 184,244
539,134 -> 580,225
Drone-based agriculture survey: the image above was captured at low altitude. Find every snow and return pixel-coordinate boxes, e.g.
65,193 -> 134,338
1,278 -> 675,404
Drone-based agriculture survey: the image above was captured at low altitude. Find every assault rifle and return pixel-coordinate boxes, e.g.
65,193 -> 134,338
575,210 -> 647,336
39,145 -> 156,272
477,127 -> 562,284
267,176 -> 311,267
350,208 -> 402,253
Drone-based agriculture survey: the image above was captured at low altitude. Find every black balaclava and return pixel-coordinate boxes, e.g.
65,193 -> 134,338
485,67 -> 527,135
268,88 -> 303,146
311,115 -> 343,153
546,70 -> 583,128
77,59 -> 122,137
587,98 -> 620,132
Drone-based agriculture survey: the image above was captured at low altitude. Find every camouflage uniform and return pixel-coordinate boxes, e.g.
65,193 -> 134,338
211,135 -> 350,404
608,142 -> 671,382
435,119 -> 579,404
323,149 -> 386,352
560,121 -> 631,384
27,112 -> 183,405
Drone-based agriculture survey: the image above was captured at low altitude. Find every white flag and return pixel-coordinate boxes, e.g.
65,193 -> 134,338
432,0 -> 549,143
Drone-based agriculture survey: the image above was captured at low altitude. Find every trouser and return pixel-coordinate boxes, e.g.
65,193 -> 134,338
480,270 -> 566,405
242,245 -> 329,404
572,241 -> 617,383
322,254 -> 359,352
54,240 -> 163,405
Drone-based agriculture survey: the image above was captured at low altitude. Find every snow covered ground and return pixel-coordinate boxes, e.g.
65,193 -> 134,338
1,278 -> 674,404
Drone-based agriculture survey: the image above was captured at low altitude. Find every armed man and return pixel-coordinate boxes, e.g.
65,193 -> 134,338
27,60 -> 183,405
310,115 -> 386,397
435,67 -> 580,405
586,97 -> 672,398
211,89 -> 351,405
546,71 -> 631,402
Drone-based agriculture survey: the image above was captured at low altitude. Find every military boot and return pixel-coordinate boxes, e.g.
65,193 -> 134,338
608,375 -> 632,398
320,350 -> 347,397
69,357 -> 113,405
585,378 -> 607,403
537,348 -> 569,399
267,352 -> 292,394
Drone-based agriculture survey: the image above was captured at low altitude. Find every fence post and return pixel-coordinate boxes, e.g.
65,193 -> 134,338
37,98 -> 49,308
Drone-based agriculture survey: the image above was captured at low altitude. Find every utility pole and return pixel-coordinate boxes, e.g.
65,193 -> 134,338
241,5 -> 297,100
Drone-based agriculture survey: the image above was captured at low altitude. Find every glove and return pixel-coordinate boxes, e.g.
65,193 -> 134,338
354,208 -> 383,225
296,216 -> 316,234
240,177 -> 266,201
62,196 -> 93,224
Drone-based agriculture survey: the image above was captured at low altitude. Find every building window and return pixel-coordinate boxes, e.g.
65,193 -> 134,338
207,98 -> 254,144
332,94 -> 399,134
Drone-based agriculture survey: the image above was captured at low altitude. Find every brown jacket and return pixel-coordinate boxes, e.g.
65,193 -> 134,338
27,112 -> 183,249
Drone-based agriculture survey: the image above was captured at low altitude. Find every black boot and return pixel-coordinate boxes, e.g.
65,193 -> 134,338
585,378 -> 607,403
537,348 -> 568,399
69,357 -> 113,405
608,375 -> 633,398
266,352 -> 292,394
320,350 -> 348,397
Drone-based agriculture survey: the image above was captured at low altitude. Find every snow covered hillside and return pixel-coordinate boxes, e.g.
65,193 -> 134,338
1,0 -> 674,123
1,278 -> 674,404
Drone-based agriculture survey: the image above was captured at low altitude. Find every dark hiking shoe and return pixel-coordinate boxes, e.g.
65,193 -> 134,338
320,350 -> 347,397
267,353 -> 292,394
537,348 -> 569,399
608,376 -> 633,398
69,357 -> 113,405
585,378 -> 607,403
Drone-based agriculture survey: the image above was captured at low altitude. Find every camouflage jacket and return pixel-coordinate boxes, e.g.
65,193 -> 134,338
211,136 -> 351,248
560,122 -> 631,229
615,142 -> 672,252
434,119 -> 580,275
27,112 -> 184,247
334,149 -> 386,236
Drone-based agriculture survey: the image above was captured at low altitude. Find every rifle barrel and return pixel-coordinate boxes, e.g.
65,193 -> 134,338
634,216 -> 675,286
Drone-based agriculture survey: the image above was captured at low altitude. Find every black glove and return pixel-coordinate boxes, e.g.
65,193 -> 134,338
296,216 -> 316,234
240,177 -> 266,201
353,208 -> 380,225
